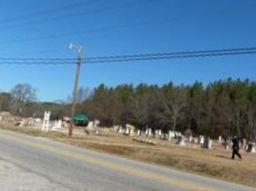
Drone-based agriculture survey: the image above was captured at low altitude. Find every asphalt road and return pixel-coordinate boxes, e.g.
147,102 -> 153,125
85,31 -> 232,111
0,129 -> 255,191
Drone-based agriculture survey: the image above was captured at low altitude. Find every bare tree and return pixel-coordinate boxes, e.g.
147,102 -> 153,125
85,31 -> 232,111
10,83 -> 37,116
77,86 -> 90,103
161,86 -> 188,132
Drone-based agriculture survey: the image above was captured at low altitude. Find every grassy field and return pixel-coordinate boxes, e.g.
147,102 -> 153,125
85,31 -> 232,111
0,125 -> 256,188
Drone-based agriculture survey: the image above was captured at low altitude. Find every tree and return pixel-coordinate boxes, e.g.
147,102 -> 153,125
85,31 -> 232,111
161,83 -> 188,132
0,92 -> 11,111
10,83 -> 37,116
77,86 -> 90,103
12,78 -> 252,140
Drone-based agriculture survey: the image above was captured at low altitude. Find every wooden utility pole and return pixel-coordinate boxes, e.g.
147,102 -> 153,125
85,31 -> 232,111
69,43 -> 83,136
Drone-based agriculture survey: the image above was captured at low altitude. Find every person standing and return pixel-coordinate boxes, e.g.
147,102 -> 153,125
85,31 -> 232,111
231,136 -> 242,160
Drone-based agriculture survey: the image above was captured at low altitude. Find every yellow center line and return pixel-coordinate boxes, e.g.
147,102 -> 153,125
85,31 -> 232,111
0,132 -> 220,191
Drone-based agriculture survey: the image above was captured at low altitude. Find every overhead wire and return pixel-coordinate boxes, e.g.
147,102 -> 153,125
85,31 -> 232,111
0,0 -> 97,25
1,0 -> 137,30
0,18 -> 173,45
0,47 -> 255,65
0,0 -> 153,46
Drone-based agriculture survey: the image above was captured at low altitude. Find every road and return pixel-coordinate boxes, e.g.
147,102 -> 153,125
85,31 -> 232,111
0,129 -> 254,191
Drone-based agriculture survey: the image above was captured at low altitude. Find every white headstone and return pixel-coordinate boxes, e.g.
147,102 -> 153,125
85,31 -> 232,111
155,130 -> 159,138
137,129 -> 141,136
145,128 -> 149,136
193,137 -> 198,144
129,128 -> 134,136
158,129 -> 162,136
175,131 -> 182,138
94,119 -> 100,127
252,145 -> 256,153
118,126 -> 124,134
52,119 -> 62,130
168,130 -> 172,141
203,137 -> 212,149
148,128 -> 152,137
113,125 -> 119,132
188,136 -> 193,143
208,139 -> 212,149
247,143 -> 256,153
177,136 -> 186,146
218,136 -> 222,144
199,135 -> 205,145
42,111 -> 51,132
125,126 -> 130,135
241,138 -> 247,150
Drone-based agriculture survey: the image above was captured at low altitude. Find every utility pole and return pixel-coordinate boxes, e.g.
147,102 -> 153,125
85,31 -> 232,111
69,43 -> 83,137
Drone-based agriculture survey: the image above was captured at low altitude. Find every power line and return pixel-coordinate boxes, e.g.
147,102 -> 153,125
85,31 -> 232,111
0,47 -> 255,65
0,18 -> 172,45
0,1 -> 152,46
1,0 -> 136,31
85,47 -> 256,60
0,58 -> 76,61
0,0 -> 96,25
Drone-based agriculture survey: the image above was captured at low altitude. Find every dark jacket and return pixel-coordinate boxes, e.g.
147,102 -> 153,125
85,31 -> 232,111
232,138 -> 240,150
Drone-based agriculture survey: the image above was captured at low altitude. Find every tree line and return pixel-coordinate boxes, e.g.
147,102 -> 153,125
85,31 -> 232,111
79,78 -> 256,141
1,78 -> 256,140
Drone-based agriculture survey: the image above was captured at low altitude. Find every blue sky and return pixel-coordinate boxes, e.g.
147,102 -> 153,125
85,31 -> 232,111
0,0 -> 256,101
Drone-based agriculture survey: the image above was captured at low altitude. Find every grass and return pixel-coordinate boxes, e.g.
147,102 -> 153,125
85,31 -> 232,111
0,124 -> 256,188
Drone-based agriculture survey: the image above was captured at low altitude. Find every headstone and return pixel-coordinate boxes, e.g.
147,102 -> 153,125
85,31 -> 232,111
168,130 -> 173,141
148,128 -> 152,137
85,121 -> 100,135
158,129 -> 162,137
113,125 -> 119,132
129,128 -> 134,136
177,136 -> 186,146
218,136 -> 222,144
87,121 -> 94,128
247,143 -> 256,153
34,118 -> 42,124
126,124 -> 135,136
26,118 -> 35,126
241,138 -> 247,150
18,120 -> 26,127
94,119 -> 100,127
193,137 -> 198,144
125,125 -> 130,135
160,133 -> 165,140
223,137 -> 231,149
224,140 -> 230,149
174,131 -> 181,138
188,136 -> 193,143
137,129 -> 141,136
86,121 -> 95,131
42,111 -> 51,132
52,120 -> 62,130
203,137 -> 212,149
118,126 -> 124,134
145,128 -> 149,136
155,130 -> 159,138
199,135 -> 205,145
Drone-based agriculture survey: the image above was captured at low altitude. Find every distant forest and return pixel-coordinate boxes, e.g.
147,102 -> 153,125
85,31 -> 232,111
1,78 -> 256,140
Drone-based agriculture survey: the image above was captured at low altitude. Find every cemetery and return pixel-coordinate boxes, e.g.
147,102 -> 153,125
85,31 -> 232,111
0,111 -> 256,187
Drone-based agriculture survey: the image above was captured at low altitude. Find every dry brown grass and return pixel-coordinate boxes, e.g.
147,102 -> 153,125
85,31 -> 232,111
1,125 -> 256,188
